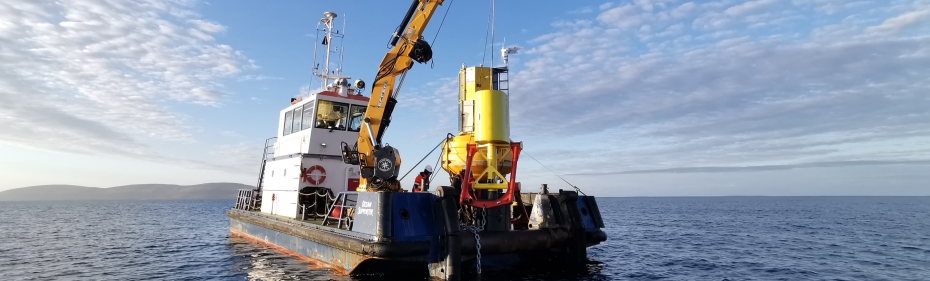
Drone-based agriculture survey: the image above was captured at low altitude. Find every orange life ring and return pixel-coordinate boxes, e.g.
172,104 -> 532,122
301,165 -> 327,185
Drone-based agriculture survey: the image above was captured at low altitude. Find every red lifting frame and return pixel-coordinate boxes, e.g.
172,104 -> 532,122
459,142 -> 522,209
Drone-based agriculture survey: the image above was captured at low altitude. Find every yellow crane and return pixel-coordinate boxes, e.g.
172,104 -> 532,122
342,0 -> 444,192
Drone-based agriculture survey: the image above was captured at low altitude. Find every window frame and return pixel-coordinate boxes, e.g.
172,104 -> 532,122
348,104 -> 367,132
315,100 -> 350,131
301,101 -> 315,130
282,110 -> 294,136
291,107 -> 303,134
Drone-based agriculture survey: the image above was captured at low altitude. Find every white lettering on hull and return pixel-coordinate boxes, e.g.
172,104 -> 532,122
358,200 -> 374,216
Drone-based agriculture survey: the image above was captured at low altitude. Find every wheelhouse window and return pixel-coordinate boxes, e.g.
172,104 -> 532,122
291,107 -> 302,134
283,110 -> 293,135
301,101 -> 315,130
348,104 -> 367,132
316,100 -> 348,130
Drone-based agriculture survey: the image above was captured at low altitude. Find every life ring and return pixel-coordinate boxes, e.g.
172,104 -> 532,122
301,165 -> 327,185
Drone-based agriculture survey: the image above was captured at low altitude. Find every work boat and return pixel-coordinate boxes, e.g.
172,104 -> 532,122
228,7 -> 606,281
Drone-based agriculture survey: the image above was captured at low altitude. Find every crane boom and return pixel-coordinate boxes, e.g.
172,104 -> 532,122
342,0 -> 444,192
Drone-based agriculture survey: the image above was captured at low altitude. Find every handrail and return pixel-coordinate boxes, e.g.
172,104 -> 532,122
322,192 -> 360,230
235,189 -> 260,211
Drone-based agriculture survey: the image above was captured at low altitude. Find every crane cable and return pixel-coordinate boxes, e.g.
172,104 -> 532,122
429,0 -> 455,69
481,0 -> 493,65
523,151 -> 587,196
430,0 -> 454,46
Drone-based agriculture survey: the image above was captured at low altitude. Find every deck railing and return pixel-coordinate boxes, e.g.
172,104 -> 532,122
235,189 -> 260,211
322,192 -> 359,230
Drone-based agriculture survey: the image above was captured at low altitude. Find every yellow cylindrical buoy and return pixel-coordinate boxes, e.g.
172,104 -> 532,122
474,90 -> 510,143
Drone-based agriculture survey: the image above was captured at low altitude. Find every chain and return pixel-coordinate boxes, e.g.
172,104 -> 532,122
478,207 -> 486,274
460,206 -> 487,275
481,206 -> 487,230
295,189 -> 339,217
459,203 -> 488,275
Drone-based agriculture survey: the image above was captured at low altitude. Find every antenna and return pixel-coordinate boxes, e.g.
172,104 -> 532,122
311,22 -> 321,89
308,11 -> 354,97
338,13 -> 346,76
501,38 -> 521,68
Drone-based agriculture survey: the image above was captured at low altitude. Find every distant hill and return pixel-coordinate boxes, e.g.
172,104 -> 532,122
0,183 -> 254,201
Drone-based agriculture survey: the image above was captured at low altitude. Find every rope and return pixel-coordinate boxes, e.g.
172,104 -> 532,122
523,151 -> 587,196
399,136 -> 447,181
429,134 -> 452,182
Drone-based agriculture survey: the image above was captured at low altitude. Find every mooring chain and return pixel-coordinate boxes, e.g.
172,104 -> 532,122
459,206 -> 487,275
477,207 -> 486,274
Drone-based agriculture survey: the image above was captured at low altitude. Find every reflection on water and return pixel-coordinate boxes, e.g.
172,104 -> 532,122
227,231 -> 609,281
227,229 -> 608,281
228,235 -> 350,281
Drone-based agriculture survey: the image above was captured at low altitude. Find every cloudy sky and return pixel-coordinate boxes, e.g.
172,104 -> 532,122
1,0 -> 928,196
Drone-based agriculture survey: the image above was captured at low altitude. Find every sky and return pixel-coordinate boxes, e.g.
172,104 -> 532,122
1,0 -> 928,196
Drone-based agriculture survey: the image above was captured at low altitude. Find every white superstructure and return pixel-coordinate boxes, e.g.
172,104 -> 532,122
259,12 -> 369,219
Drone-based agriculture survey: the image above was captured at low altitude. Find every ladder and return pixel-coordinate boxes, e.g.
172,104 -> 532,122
255,137 -> 277,190
494,67 -> 510,95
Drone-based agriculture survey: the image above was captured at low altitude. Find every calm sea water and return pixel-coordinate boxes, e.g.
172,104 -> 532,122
1,197 -> 928,280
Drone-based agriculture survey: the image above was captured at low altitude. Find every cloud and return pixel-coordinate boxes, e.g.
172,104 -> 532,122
569,160 -> 930,175
397,77 -> 460,140
506,1 -> 930,175
724,0 -> 777,16
207,142 -> 263,172
238,75 -> 284,82
190,19 -> 226,33
793,0 -> 874,14
671,2 -> 698,18
598,4 -> 651,30
865,6 -> 930,35
0,0 -> 253,161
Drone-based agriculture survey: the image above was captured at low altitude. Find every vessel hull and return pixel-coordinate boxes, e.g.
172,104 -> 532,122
229,210 -> 428,275
227,191 -> 607,278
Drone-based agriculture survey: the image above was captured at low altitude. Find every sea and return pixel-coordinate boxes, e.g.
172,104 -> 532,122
1,197 -> 928,281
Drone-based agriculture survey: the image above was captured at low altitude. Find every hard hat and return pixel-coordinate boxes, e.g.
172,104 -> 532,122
424,165 -> 433,173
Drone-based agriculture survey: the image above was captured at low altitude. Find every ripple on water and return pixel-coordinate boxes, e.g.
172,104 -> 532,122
1,197 -> 930,280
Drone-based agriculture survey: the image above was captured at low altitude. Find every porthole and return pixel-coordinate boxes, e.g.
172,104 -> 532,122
399,208 -> 410,219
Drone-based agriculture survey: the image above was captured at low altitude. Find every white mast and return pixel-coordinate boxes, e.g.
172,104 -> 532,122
313,12 -> 350,96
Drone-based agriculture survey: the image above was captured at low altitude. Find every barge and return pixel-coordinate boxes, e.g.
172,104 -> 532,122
228,3 -> 607,280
